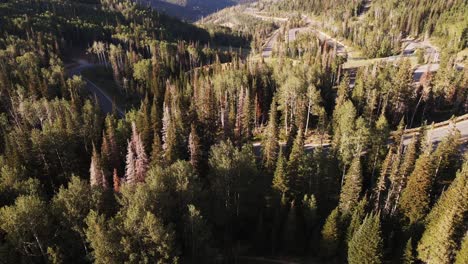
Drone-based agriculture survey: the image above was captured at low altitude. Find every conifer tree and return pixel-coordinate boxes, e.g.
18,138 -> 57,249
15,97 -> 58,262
90,144 -> 105,188
455,234 -> 468,264
188,123 -> 201,171
241,87 -> 253,141
403,238 -> 415,264
263,98 -> 279,172
384,135 -> 420,215
104,115 -> 119,171
346,198 -> 367,244
399,150 -> 435,224
348,213 -> 383,264
288,129 -> 305,196
125,123 -> 148,184
303,194 -> 318,233
432,128 -> 461,187
320,207 -> 341,258
150,132 -> 164,167
339,157 -> 362,215
272,149 -> 289,198
417,160 -> 467,264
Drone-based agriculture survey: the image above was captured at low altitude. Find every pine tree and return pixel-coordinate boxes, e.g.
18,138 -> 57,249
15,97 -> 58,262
272,149 -> 289,198
432,128 -> 461,188
150,132 -> 164,167
188,123 -> 201,171
384,135 -> 420,215
303,194 -> 318,234
104,115 -> 119,172
455,234 -> 468,264
417,160 -> 467,264
241,87 -> 253,141
399,150 -> 435,224
134,127 -> 149,183
288,129 -> 305,197
90,144 -> 105,187
403,238 -> 415,264
339,157 -> 362,215
125,123 -> 148,184
348,213 -> 383,264
162,104 -> 178,164
125,141 -> 136,184
346,198 -> 367,244
320,207 -> 341,258
263,98 -> 279,172
374,148 -> 392,211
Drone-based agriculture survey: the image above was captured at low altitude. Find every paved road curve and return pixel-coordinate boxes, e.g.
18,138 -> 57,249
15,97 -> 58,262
67,60 -> 125,117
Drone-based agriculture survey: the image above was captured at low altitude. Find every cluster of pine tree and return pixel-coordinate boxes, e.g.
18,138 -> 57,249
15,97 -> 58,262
270,0 -> 467,57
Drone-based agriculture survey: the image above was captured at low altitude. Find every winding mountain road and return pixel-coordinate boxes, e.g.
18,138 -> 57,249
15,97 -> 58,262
67,60 -> 124,117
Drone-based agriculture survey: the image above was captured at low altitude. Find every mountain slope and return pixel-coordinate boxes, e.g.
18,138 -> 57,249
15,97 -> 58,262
147,0 -> 255,21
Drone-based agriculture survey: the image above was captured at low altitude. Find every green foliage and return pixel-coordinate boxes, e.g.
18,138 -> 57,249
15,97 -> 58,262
339,157 -> 363,215
348,213 -> 383,264
399,150 -> 435,224
0,195 -> 51,259
403,238 -> 415,264
417,160 -> 467,264
455,234 -> 468,264
320,207 -> 342,258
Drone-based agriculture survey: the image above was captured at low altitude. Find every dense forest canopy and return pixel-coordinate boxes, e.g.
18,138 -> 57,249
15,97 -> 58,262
0,0 -> 467,263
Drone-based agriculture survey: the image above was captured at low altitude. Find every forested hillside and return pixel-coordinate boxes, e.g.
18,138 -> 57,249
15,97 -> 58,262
270,0 -> 468,57
145,0 -> 256,21
0,0 -> 467,263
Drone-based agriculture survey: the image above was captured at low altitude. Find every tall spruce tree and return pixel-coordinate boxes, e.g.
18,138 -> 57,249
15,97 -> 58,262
188,123 -> 202,171
263,98 -> 280,172
339,157 -> 363,215
320,207 -> 341,258
399,150 -> 435,224
90,144 -> 106,188
272,149 -> 290,199
348,213 -> 383,264
455,234 -> 468,264
403,238 -> 415,264
125,123 -> 148,184
417,160 -> 467,264
288,129 -> 305,197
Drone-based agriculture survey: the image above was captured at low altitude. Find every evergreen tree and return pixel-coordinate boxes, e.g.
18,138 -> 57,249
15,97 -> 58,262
348,213 -> 383,264
150,132 -> 164,167
272,149 -> 289,198
346,198 -> 367,244
288,129 -> 305,197
320,207 -> 341,258
263,97 -> 280,172
125,123 -> 148,184
188,123 -> 201,171
339,157 -> 362,215
403,238 -> 415,264
399,150 -> 435,224
90,144 -> 105,188
417,160 -> 467,264
455,234 -> 468,264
